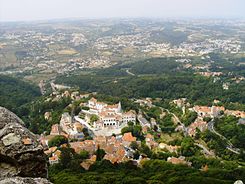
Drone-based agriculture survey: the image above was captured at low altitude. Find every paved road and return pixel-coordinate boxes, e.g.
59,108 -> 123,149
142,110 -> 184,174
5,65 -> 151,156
195,143 -> 215,156
208,120 -> 240,154
126,69 -> 135,76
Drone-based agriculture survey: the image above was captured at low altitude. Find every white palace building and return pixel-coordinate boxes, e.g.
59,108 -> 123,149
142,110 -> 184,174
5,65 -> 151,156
87,97 -> 136,129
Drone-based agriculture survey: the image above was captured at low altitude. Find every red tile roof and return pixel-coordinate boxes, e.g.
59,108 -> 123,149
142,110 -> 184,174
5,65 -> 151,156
193,106 -> 211,113
122,132 -> 136,142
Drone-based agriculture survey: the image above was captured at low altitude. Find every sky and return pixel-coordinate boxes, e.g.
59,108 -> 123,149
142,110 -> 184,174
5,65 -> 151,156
0,0 -> 245,22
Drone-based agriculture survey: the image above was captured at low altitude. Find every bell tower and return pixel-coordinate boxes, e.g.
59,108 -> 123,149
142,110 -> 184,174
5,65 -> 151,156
117,101 -> 122,113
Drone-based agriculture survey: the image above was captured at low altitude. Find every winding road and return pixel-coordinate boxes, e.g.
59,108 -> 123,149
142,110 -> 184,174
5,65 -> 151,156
208,120 -> 240,154
160,107 -> 188,136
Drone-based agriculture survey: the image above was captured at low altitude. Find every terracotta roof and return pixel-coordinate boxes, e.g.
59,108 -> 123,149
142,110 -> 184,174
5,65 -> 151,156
84,140 -> 95,145
97,102 -> 107,105
114,142 -> 121,147
190,120 -> 207,129
104,154 -> 119,164
90,155 -> 97,162
225,110 -> 245,118
123,110 -> 136,116
115,115 -> 123,121
104,145 -> 114,154
193,106 -> 211,113
188,120 -> 207,136
54,150 -> 61,157
79,102 -> 86,106
44,146 -> 57,155
116,147 -> 125,159
167,157 -> 186,165
70,142 -> 84,153
122,132 -> 136,142
80,156 -> 96,170
94,136 -> 107,143
108,136 -> 116,143
106,104 -> 119,109
212,106 -> 225,111
49,155 -> 58,161
99,110 -> 115,116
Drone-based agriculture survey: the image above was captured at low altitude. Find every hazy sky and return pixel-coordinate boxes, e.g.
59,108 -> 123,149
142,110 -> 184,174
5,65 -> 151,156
0,0 -> 245,22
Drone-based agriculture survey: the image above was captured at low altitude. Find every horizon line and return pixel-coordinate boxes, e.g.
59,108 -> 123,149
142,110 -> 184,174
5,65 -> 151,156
1,16 -> 245,24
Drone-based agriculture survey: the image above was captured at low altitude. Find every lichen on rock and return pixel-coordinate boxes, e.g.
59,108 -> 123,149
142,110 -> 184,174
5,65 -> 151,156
0,177 -> 52,184
2,133 -> 21,146
0,106 -> 48,179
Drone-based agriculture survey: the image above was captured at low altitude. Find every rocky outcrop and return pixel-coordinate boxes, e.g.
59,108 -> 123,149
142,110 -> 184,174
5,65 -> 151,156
0,107 -> 47,178
0,177 -> 52,184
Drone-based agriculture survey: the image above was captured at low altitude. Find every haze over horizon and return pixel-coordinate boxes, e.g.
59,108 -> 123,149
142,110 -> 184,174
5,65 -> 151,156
0,0 -> 245,22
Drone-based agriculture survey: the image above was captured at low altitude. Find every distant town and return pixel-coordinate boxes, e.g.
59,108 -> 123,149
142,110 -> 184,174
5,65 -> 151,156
0,19 -> 244,83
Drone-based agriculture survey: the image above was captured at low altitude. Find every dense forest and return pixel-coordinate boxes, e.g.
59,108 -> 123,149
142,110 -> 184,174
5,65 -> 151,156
149,26 -> 189,45
0,75 -> 41,112
214,116 -> 245,149
56,57 -> 245,110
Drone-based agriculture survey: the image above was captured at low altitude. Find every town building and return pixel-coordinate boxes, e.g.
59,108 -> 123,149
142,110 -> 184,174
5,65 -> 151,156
50,124 -> 62,136
85,98 -> 136,129
59,113 -> 85,139
225,110 -> 245,118
238,118 -> 245,125
192,105 -> 225,118
159,143 -> 180,153
167,156 -> 191,166
188,119 -> 207,137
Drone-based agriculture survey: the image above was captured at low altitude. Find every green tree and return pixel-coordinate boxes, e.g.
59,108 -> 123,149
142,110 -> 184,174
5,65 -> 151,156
180,137 -> 199,157
82,127 -> 90,138
79,150 -> 89,160
182,111 -> 197,126
95,146 -> 106,161
48,135 -> 68,147
90,114 -> 99,123
130,141 -> 139,150
59,147 -> 75,169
